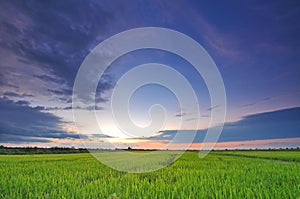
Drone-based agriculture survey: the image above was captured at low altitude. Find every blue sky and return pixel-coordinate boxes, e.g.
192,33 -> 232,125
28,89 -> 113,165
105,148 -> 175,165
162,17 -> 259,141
0,0 -> 299,149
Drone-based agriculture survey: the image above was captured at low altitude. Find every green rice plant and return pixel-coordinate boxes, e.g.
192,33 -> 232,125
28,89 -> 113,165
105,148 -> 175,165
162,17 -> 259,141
0,151 -> 299,198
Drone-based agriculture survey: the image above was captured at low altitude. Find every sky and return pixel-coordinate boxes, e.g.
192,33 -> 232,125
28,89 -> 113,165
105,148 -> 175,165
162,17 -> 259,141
0,0 -> 300,149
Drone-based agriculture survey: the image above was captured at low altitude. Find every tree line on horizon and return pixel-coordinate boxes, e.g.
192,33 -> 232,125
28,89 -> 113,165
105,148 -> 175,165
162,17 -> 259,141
0,145 -> 299,155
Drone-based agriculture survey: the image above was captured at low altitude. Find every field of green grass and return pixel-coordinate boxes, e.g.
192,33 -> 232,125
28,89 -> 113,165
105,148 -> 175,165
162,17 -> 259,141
0,151 -> 299,198
214,150 -> 300,162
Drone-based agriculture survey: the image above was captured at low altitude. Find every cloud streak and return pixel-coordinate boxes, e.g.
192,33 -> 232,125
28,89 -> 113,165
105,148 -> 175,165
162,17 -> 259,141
241,90 -> 300,108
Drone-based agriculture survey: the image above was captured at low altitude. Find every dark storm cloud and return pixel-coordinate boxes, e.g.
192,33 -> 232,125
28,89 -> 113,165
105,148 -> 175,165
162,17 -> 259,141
216,107 -> 300,142
0,97 -> 85,143
150,107 -> 300,142
0,0 -> 115,102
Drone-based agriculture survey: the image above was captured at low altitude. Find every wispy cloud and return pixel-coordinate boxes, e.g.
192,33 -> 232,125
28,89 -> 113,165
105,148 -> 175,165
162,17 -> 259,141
175,112 -> 187,117
241,90 -> 300,108
3,91 -> 33,98
207,105 -> 219,111
43,105 -> 104,111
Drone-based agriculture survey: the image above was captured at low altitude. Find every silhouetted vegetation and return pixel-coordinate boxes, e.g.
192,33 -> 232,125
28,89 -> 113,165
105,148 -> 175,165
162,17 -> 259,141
0,145 -> 298,155
0,146 -> 88,155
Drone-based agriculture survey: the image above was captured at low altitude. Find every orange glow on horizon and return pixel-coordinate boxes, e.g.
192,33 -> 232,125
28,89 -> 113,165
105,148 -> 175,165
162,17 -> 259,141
133,137 -> 300,150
